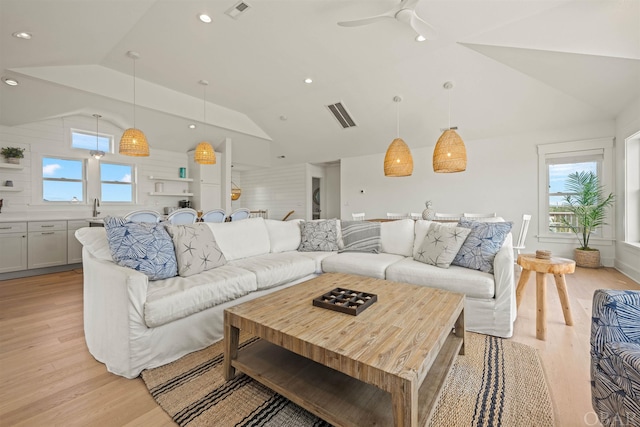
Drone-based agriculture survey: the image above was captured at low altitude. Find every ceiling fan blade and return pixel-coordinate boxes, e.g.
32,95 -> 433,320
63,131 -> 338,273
410,13 -> 438,40
338,14 -> 395,27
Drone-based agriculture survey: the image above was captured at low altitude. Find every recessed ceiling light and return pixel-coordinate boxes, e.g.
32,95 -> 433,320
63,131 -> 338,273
277,155 -> 286,159
279,115 -> 288,121
12,31 -> 32,40
198,13 -> 212,23
2,77 -> 19,86
304,78 -> 313,84
188,124 -> 196,129
415,35 -> 426,42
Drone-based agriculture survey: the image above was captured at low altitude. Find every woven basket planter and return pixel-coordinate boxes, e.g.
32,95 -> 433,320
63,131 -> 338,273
574,249 -> 600,268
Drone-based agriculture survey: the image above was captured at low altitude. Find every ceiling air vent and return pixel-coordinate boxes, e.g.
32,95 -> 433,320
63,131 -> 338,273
225,1 -> 251,19
326,102 -> 357,129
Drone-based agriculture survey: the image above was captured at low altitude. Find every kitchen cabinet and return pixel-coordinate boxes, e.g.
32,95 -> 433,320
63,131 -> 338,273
0,222 -> 27,273
28,221 -> 67,269
67,220 -> 89,264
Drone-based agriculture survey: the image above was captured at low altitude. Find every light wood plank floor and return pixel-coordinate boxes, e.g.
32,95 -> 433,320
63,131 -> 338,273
1,267 -> 638,426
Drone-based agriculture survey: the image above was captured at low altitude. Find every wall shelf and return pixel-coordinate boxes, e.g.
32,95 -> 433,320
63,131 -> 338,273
0,186 -> 22,192
149,192 -> 193,196
0,163 -> 24,170
148,175 -> 193,182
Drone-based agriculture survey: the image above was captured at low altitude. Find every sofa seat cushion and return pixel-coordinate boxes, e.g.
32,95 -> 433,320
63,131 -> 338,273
229,252 -> 316,290
321,252 -> 405,279
144,265 -> 257,328
386,258 -> 495,299
297,251 -> 336,274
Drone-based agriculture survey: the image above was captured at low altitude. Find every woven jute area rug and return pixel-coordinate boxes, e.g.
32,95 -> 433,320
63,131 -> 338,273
141,333 -> 554,427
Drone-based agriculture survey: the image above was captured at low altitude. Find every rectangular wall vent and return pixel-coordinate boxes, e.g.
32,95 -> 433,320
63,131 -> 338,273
226,1 -> 251,19
326,102 -> 357,129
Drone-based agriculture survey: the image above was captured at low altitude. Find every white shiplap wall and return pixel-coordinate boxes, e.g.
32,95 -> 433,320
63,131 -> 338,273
231,164 -> 307,221
0,116 -> 191,219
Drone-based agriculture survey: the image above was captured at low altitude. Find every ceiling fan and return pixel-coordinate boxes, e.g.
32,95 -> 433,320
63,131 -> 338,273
337,0 -> 438,40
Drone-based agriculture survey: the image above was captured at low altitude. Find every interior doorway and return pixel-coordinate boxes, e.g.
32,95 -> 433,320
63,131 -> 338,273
312,177 -> 321,220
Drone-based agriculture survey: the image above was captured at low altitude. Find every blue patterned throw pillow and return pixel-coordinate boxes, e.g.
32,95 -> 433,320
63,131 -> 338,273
104,216 -> 177,280
452,219 -> 513,273
298,219 -> 339,252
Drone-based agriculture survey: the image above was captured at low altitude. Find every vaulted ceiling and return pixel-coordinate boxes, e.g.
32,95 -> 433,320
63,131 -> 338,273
1,0 -> 638,169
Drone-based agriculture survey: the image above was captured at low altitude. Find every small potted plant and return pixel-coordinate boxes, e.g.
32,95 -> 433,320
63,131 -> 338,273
559,171 -> 614,268
1,147 -> 25,164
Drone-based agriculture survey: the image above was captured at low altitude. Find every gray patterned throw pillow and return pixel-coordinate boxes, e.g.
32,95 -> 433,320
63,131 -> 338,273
165,223 -> 226,277
298,219 -> 339,252
415,222 -> 471,268
339,220 -> 381,253
452,219 -> 513,273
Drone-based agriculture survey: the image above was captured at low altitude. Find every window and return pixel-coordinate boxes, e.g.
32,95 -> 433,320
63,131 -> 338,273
537,138 -> 614,242
100,162 -> 133,202
547,156 -> 600,233
42,157 -> 85,202
71,129 -> 112,153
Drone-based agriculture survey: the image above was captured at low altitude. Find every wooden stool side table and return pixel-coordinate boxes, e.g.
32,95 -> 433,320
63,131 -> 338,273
516,254 -> 576,340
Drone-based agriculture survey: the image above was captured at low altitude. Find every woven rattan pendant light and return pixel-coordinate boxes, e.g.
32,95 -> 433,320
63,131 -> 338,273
119,51 -> 149,157
384,96 -> 413,177
194,80 -> 216,165
433,81 -> 466,173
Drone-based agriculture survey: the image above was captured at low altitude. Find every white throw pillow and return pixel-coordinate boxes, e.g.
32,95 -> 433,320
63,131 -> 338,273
206,217 -> 271,260
414,222 -> 471,268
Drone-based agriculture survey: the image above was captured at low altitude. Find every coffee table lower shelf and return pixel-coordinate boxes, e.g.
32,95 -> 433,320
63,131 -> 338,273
232,334 -> 463,427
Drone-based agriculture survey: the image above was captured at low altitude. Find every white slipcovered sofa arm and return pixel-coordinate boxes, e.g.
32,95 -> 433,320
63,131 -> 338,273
491,233 -> 517,336
82,248 -> 149,378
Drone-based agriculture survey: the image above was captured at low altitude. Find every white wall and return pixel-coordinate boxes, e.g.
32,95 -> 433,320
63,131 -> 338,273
324,163 -> 341,219
341,120 -> 617,265
231,164 -> 308,221
615,98 -> 640,282
0,116 -> 193,220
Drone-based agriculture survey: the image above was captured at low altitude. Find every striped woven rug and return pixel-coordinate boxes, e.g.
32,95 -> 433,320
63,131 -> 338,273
141,333 -> 554,426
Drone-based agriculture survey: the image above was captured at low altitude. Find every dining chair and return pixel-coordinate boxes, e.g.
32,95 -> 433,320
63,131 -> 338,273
463,212 -> 497,218
410,213 -> 422,220
230,208 -> 251,221
124,209 -> 162,223
513,214 -> 532,258
166,208 -> 198,225
433,213 -> 462,221
282,210 -> 295,221
201,209 -> 226,223
387,213 -> 409,220
352,212 -> 365,221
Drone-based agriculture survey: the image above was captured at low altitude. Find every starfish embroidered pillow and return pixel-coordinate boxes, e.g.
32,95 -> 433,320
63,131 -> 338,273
414,222 -> 471,268
165,223 -> 227,277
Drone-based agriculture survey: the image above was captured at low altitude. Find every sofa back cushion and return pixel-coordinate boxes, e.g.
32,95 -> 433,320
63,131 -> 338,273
206,217 -> 270,261
380,219 -> 415,257
265,219 -> 302,253
165,223 -> 227,277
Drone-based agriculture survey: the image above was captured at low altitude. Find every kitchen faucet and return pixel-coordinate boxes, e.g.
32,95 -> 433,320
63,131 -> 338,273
93,198 -> 100,217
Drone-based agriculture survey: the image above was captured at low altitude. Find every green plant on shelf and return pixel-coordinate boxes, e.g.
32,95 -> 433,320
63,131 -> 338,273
1,147 -> 25,159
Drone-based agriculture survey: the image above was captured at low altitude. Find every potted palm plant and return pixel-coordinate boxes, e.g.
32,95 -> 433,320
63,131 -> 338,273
1,146 -> 25,164
559,171 -> 614,268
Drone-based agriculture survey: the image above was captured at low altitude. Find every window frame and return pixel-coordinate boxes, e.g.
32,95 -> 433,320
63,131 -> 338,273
537,137 -> 615,245
40,155 -> 86,204
99,161 -> 135,204
70,127 -> 113,154
624,130 -> 640,248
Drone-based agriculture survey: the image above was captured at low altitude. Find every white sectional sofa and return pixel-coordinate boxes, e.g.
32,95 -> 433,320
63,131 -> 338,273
76,217 -> 516,379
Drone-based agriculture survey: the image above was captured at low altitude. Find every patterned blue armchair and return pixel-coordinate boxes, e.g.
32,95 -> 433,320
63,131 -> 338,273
591,289 -> 640,427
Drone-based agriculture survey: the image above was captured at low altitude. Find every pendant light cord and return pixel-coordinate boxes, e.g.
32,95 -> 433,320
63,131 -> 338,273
396,100 -> 400,138
95,114 -> 99,150
132,58 -> 137,128
448,88 -> 451,130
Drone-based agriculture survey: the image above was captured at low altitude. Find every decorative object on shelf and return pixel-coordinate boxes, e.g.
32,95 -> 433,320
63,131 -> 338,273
384,96 -> 413,177
422,200 -> 435,220
179,167 -> 186,178
559,171 -> 614,268
231,182 -> 242,201
5,180 -> 13,187
433,81 -> 466,173
194,80 -> 216,165
154,182 -> 164,193
90,113 -> 105,160
1,146 -> 25,164
119,51 -> 149,157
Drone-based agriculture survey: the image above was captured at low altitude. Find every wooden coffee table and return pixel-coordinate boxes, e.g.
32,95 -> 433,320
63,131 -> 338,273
224,272 -> 465,427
